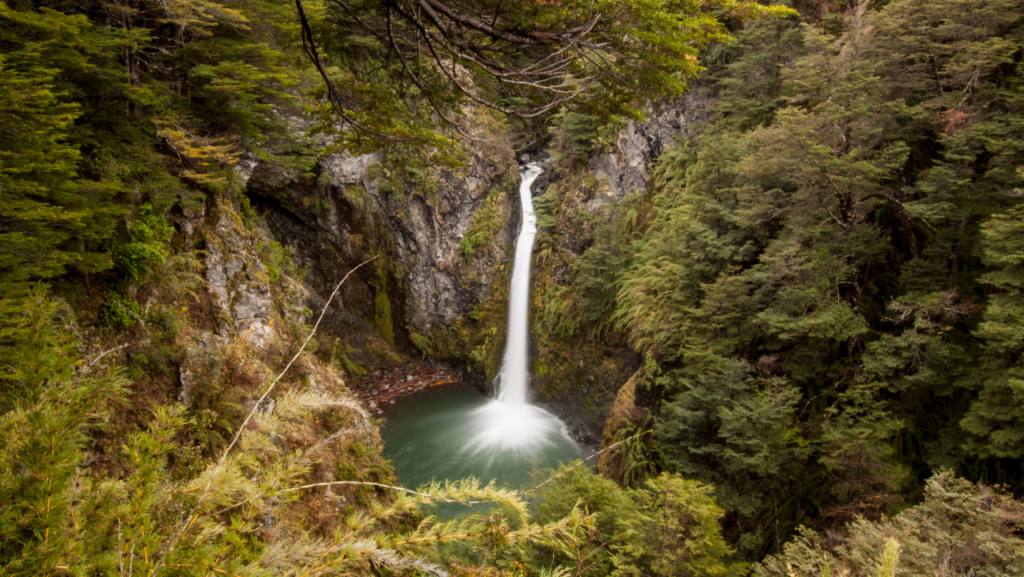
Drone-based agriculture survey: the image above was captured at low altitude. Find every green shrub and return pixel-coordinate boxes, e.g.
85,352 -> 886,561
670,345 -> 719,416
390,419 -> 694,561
109,203 -> 171,282
260,240 -> 304,282
0,287 -> 128,573
507,466 -> 742,577
331,338 -> 366,379
101,290 -> 142,327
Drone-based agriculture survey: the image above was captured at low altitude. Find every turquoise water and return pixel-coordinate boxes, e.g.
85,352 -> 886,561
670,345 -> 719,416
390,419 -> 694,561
378,385 -> 587,494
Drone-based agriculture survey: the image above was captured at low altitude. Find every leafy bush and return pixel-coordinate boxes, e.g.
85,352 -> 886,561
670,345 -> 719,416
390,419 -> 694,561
109,204 -> 171,282
101,290 -> 142,327
515,466 -> 744,577
260,240 -> 303,282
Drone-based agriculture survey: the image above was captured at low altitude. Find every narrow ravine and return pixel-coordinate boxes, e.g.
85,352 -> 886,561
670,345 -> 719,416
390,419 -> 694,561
379,163 -> 584,492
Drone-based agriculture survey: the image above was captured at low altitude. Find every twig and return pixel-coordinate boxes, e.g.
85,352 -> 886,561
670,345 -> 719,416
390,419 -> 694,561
86,343 -> 129,372
117,519 -> 124,576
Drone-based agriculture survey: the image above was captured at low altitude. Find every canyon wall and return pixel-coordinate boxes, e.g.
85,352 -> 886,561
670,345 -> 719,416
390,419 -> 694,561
242,107 -> 521,383
528,89 -> 715,445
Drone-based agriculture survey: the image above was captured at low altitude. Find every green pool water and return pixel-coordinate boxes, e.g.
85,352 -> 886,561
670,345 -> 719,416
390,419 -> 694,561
378,385 -> 587,495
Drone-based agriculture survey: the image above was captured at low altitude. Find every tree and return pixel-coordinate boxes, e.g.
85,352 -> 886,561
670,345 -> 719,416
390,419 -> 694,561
0,8 -> 116,284
0,288 -> 127,573
298,0 -> 796,152
0,0 -> 314,291
754,471 -> 1024,577
552,0 -> 1024,557
962,175 -> 1024,459
523,466 -> 742,577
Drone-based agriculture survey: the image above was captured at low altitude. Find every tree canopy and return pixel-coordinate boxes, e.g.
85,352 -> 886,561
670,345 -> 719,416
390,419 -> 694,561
299,0 -> 795,152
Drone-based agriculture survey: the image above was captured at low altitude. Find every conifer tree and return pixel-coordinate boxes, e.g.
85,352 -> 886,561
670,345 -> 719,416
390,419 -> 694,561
0,18 -> 107,284
0,288 -> 127,573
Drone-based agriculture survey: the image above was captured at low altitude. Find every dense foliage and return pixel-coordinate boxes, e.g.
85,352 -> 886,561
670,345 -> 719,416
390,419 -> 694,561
0,0 -> 311,296
300,0 -> 794,153
5,0 -> 1024,573
544,0 -> 1024,559
755,471 -> 1024,577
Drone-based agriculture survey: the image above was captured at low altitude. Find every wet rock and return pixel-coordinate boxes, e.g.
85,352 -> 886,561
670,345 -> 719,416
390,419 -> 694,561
356,364 -> 462,406
530,170 -> 550,198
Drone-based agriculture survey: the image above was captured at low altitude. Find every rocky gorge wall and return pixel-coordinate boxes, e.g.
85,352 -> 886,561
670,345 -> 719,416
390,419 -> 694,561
527,89 -> 715,446
185,87 -> 715,449
243,106 -> 522,386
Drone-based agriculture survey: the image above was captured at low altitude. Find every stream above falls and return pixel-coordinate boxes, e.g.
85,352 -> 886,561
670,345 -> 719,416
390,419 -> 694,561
379,163 -> 587,494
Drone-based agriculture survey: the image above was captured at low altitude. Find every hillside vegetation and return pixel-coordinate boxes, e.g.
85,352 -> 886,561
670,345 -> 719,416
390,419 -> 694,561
542,0 -> 1024,562
2,0 -> 1024,574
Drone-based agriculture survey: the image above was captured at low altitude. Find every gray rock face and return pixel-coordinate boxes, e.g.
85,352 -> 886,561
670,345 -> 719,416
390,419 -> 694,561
585,89 -> 713,206
246,108 -> 520,348
205,200 -> 276,349
245,154 -> 379,327
175,199 -> 314,409
388,157 -> 519,337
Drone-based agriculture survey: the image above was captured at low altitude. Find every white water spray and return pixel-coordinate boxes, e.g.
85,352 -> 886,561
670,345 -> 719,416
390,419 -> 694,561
466,163 -> 575,453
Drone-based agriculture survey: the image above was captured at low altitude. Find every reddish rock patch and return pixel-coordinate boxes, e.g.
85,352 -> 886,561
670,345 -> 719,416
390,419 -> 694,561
354,365 -> 462,413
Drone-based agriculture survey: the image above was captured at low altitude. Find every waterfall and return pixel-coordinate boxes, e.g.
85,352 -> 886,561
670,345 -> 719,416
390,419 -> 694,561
494,163 -> 543,406
466,162 -> 576,453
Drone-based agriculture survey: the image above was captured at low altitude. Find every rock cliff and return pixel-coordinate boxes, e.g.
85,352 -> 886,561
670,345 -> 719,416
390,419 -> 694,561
528,89 -> 714,445
581,91 -> 713,208
244,107 -> 521,381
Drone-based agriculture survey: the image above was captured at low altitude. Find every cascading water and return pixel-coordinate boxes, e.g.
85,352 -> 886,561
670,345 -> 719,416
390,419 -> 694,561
378,162 -> 583,496
465,163 -> 575,452
495,163 -> 542,406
